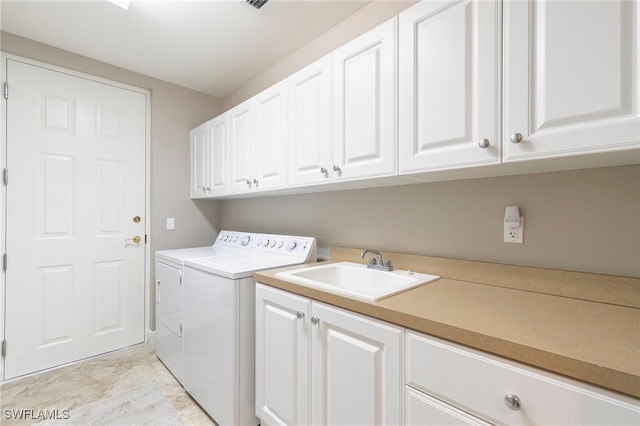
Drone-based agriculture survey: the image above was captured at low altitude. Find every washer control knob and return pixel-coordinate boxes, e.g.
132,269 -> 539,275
287,241 -> 297,251
241,236 -> 251,246
278,241 -> 284,248
256,238 -> 262,246
233,236 -> 238,242
270,240 -> 276,248
218,234 -> 223,240
263,239 -> 270,247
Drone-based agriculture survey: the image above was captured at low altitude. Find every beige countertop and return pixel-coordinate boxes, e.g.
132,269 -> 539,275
254,248 -> 640,399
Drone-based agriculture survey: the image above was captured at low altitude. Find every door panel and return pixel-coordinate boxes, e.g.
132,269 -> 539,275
288,54 -> 333,186
333,17 -> 397,180
504,0 -> 639,160
255,284 -> 310,426
4,59 -> 146,379
399,0 -> 500,173
311,302 -> 403,426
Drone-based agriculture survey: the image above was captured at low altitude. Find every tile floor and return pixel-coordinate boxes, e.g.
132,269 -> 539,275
0,343 -> 215,425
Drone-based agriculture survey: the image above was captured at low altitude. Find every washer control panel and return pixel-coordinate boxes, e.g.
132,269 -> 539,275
215,230 -> 316,261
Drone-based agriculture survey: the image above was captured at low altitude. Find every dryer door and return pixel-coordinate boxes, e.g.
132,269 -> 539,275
156,261 -> 184,383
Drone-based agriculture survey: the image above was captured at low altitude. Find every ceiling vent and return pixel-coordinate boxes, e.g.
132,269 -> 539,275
246,0 -> 269,9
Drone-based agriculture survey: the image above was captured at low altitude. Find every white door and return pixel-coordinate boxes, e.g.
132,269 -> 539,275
288,54 -> 333,187
255,284 -> 310,426
398,0 -> 500,173
310,301 -> 403,426
332,17 -> 397,181
253,81 -> 288,190
4,59 -> 146,379
503,0 -> 640,161
190,121 -> 209,198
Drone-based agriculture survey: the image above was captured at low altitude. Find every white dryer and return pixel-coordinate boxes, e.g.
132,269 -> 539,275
155,238 -> 249,384
183,232 -> 316,426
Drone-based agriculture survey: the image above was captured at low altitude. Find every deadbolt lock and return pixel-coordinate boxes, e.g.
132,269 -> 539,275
133,216 -> 141,223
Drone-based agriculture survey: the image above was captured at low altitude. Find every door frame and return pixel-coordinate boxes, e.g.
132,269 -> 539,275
0,53 -> 152,381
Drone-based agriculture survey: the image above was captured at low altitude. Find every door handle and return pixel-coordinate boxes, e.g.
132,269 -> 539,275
125,235 -> 141,244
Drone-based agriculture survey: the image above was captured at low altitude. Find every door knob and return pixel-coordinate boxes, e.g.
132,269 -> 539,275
125,235 -> 141,244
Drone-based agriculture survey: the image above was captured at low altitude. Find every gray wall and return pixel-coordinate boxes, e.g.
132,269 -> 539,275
221,165 -> 640,278
1,32 -> 223,329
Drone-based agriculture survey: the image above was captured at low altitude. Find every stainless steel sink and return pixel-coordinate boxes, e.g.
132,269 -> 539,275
276,261 -> 439,301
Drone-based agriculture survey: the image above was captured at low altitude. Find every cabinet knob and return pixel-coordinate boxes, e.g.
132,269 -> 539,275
296,311 -> 305,320
311,316 -> 320,325
504,394 -> 521,411
478,138 -> 490,149
253,179 -> 258,185
320,167 -> 327,174
510,133 -> 523,144
333,165 -> 341,172
246,179 -> 251,187
206,187 -> 211,192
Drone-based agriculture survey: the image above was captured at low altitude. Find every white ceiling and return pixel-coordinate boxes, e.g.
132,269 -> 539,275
1,0 -> 370,97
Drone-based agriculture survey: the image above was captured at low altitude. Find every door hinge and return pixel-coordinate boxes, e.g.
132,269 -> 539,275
3,82 -> 8,100
180,324 -> 183,334
179,276 -> 182,285
145,234 -> 148,244
3,168 -> 7,185
2,253 -> 6,271
1,339 -> 6,357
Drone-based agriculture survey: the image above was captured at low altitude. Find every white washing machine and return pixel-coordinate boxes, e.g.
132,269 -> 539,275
154,232 -> 256,384
158,231 -> 316,426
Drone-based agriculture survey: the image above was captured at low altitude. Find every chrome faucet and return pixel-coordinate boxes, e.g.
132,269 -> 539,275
360,249 -> 393,271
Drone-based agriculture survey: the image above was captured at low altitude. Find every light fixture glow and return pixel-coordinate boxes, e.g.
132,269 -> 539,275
107,0 -> 131,10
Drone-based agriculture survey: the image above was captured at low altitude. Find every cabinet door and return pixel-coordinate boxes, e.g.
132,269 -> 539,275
406,387 -> 490,426
311,301 -> 403,426
333,17 -> 397,181
288,54 -> 333,187
254,81 -> 288,190
190,122 -> 209,198
255,284 -> 310,426
504,0 -> 640,162
398,0 -> 500,174
228,100 -> 254,193
207,113 -> 229,196
155,261 -> 183,383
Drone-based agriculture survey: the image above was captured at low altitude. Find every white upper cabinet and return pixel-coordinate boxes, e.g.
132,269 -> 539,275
228,80 -> 288,194
253,80 -> 289,190
228,99 -> 254,194
288,54 -> 333,187
332,17 -> 398,181
190,122 -> 209,198
399,0 -> 500,174
207,113 -> 229,197
503,0 -> 640,162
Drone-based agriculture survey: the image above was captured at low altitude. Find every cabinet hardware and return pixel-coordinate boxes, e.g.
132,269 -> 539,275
504,394 -> 521,410
510,133 -> 523,144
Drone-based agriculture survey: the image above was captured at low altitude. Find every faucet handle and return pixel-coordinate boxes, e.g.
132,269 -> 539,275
383,259 -> 392,268
368,257 -> 378,266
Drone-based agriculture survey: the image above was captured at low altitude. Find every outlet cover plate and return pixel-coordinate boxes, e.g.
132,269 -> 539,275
504,217 -> 524,244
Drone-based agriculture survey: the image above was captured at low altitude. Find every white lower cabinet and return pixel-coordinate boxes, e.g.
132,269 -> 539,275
255,284 -> 403,426
406,331 -> 640,425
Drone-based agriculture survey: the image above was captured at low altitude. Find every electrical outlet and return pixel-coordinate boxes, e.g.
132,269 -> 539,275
504,217 -> 524,244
